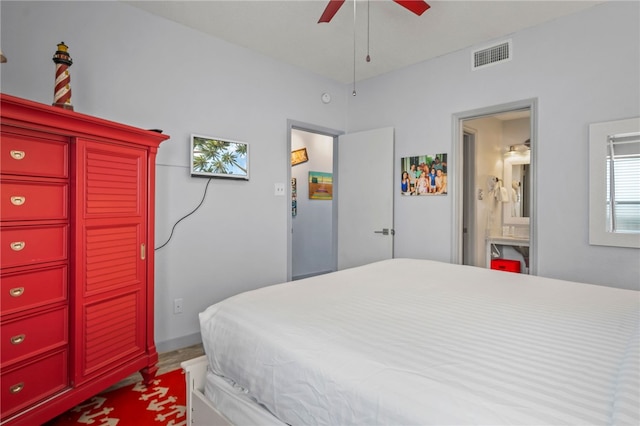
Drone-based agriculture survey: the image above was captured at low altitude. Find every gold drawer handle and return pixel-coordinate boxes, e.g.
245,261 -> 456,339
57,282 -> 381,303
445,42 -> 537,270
11,334 -> 25,345
10,150 -> 25,160
10,196 -> 26,206
9,287 -> 25,297
10,241 -> 25,251
9,382 -> 24,394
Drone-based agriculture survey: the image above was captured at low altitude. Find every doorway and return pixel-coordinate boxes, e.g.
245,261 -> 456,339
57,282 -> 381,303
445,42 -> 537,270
286,122 -> 395,281
453,99 -> 537,274
289,127 -> 337,280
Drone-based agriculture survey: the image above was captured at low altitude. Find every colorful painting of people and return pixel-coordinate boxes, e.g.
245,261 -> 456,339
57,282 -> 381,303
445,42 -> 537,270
400,153 -> 447,195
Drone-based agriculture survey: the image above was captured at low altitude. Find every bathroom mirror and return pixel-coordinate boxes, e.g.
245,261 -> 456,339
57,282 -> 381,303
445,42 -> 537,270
503,150 -> 530,225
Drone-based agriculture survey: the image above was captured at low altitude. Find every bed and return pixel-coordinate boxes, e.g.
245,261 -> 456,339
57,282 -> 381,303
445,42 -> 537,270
183,258 -> 639,425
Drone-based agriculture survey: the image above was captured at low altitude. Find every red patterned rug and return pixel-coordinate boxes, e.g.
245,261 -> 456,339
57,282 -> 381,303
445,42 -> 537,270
46,369 -> 186,426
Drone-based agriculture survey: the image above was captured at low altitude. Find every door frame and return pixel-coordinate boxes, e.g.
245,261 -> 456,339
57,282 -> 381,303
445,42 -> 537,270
462,128 -> 476,266
286,120 -> 343,281
451,98 -> 538,274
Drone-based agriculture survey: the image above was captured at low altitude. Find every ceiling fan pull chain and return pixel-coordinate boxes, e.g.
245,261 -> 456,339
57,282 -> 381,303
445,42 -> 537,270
352,0 -> 357,96
366,0 -> 371,62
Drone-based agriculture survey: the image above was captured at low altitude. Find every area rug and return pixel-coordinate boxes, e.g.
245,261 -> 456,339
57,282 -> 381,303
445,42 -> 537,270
46,369 -> 186,426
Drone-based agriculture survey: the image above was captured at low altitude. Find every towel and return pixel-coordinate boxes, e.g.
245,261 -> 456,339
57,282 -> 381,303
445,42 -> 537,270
498,186 -> 509,202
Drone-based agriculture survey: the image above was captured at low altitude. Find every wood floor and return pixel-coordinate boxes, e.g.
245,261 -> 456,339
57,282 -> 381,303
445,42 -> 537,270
103,343 -> 204,392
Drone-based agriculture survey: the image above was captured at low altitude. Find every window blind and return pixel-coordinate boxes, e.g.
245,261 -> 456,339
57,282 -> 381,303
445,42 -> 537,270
606,133 -> 640,233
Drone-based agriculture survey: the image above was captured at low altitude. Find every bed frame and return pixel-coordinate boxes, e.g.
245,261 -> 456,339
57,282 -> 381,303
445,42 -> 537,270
181,356 -> 233,426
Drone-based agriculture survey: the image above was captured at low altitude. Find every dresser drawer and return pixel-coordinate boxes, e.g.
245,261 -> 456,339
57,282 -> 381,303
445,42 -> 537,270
0,132 -> 68,179
0,225 -> 68,269
0,350 -> 68,420
1,265 -> 67,315
1,307 -> 68,366
1,181 -> 68,222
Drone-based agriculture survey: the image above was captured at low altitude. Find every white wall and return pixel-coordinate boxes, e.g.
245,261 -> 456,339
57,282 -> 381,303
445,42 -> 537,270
0,0 -> 347,351
347,1 -> 640,290
291,129 -> 334,278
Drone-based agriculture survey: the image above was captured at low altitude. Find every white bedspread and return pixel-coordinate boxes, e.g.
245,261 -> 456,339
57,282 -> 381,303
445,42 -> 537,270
199,259 -> 640,425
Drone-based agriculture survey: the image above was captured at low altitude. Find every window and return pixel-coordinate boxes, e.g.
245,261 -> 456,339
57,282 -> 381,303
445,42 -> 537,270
589,117 -> 640,248
606,136 -> 640,232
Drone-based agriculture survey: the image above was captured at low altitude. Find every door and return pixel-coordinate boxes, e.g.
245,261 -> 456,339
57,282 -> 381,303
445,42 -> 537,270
337,127 -> 394,270
74,139 -> 147,383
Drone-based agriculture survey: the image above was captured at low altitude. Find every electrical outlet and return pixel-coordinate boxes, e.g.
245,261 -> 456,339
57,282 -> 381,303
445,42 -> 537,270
274,182 -> 285,196
173,298 -> 183,314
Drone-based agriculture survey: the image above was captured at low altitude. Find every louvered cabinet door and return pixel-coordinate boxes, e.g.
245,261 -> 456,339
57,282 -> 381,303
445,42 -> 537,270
72,138 -> 148,384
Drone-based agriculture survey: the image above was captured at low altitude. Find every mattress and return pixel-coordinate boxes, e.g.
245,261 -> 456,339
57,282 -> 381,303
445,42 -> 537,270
199,258 -> 640,425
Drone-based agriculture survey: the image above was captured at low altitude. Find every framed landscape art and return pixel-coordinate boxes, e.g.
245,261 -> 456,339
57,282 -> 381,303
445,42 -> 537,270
308,171 -> 333,200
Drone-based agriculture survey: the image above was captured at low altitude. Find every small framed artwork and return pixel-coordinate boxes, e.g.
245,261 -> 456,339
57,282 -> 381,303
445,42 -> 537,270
291,178 -> 298,216
190,134 -> 249,180
400,153 -> 448,195
309,171 -> 333,200
291,147 -> 309,166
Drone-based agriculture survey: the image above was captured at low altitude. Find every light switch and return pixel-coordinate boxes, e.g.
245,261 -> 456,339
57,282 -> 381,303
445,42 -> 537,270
274,183 -> 285,196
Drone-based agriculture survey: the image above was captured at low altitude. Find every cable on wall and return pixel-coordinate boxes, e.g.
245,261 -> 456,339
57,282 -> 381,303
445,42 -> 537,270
155,178 -> 212,250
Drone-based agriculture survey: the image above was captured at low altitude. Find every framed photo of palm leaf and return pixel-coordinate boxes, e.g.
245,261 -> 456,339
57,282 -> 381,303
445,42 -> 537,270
190,134 -> 249,180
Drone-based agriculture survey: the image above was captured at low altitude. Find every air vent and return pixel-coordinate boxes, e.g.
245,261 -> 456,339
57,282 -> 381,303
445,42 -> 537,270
472,40 -> 512,70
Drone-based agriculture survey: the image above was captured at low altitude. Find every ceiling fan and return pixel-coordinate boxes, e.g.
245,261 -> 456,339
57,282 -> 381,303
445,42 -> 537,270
318,0 -> 430,23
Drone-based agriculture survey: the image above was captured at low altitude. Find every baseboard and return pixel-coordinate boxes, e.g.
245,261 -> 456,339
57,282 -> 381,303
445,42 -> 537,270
156,332 -> 202,353
293,270 -> 333,280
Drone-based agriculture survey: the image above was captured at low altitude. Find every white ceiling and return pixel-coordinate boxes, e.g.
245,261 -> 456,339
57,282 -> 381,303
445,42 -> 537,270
123,0 -> 607,84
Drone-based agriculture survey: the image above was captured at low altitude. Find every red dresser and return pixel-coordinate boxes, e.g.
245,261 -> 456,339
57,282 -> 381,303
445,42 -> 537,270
0,94 -> 168,425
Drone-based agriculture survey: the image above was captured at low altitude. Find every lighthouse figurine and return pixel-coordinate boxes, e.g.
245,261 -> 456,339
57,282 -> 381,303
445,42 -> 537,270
52,42 -> 73,110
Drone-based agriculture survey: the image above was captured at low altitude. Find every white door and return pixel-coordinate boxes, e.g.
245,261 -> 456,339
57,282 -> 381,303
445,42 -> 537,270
337,127 -> 394,270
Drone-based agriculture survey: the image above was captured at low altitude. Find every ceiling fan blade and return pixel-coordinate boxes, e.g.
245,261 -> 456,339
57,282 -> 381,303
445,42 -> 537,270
318,0 -> 346,23
393,0 -> 430,16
